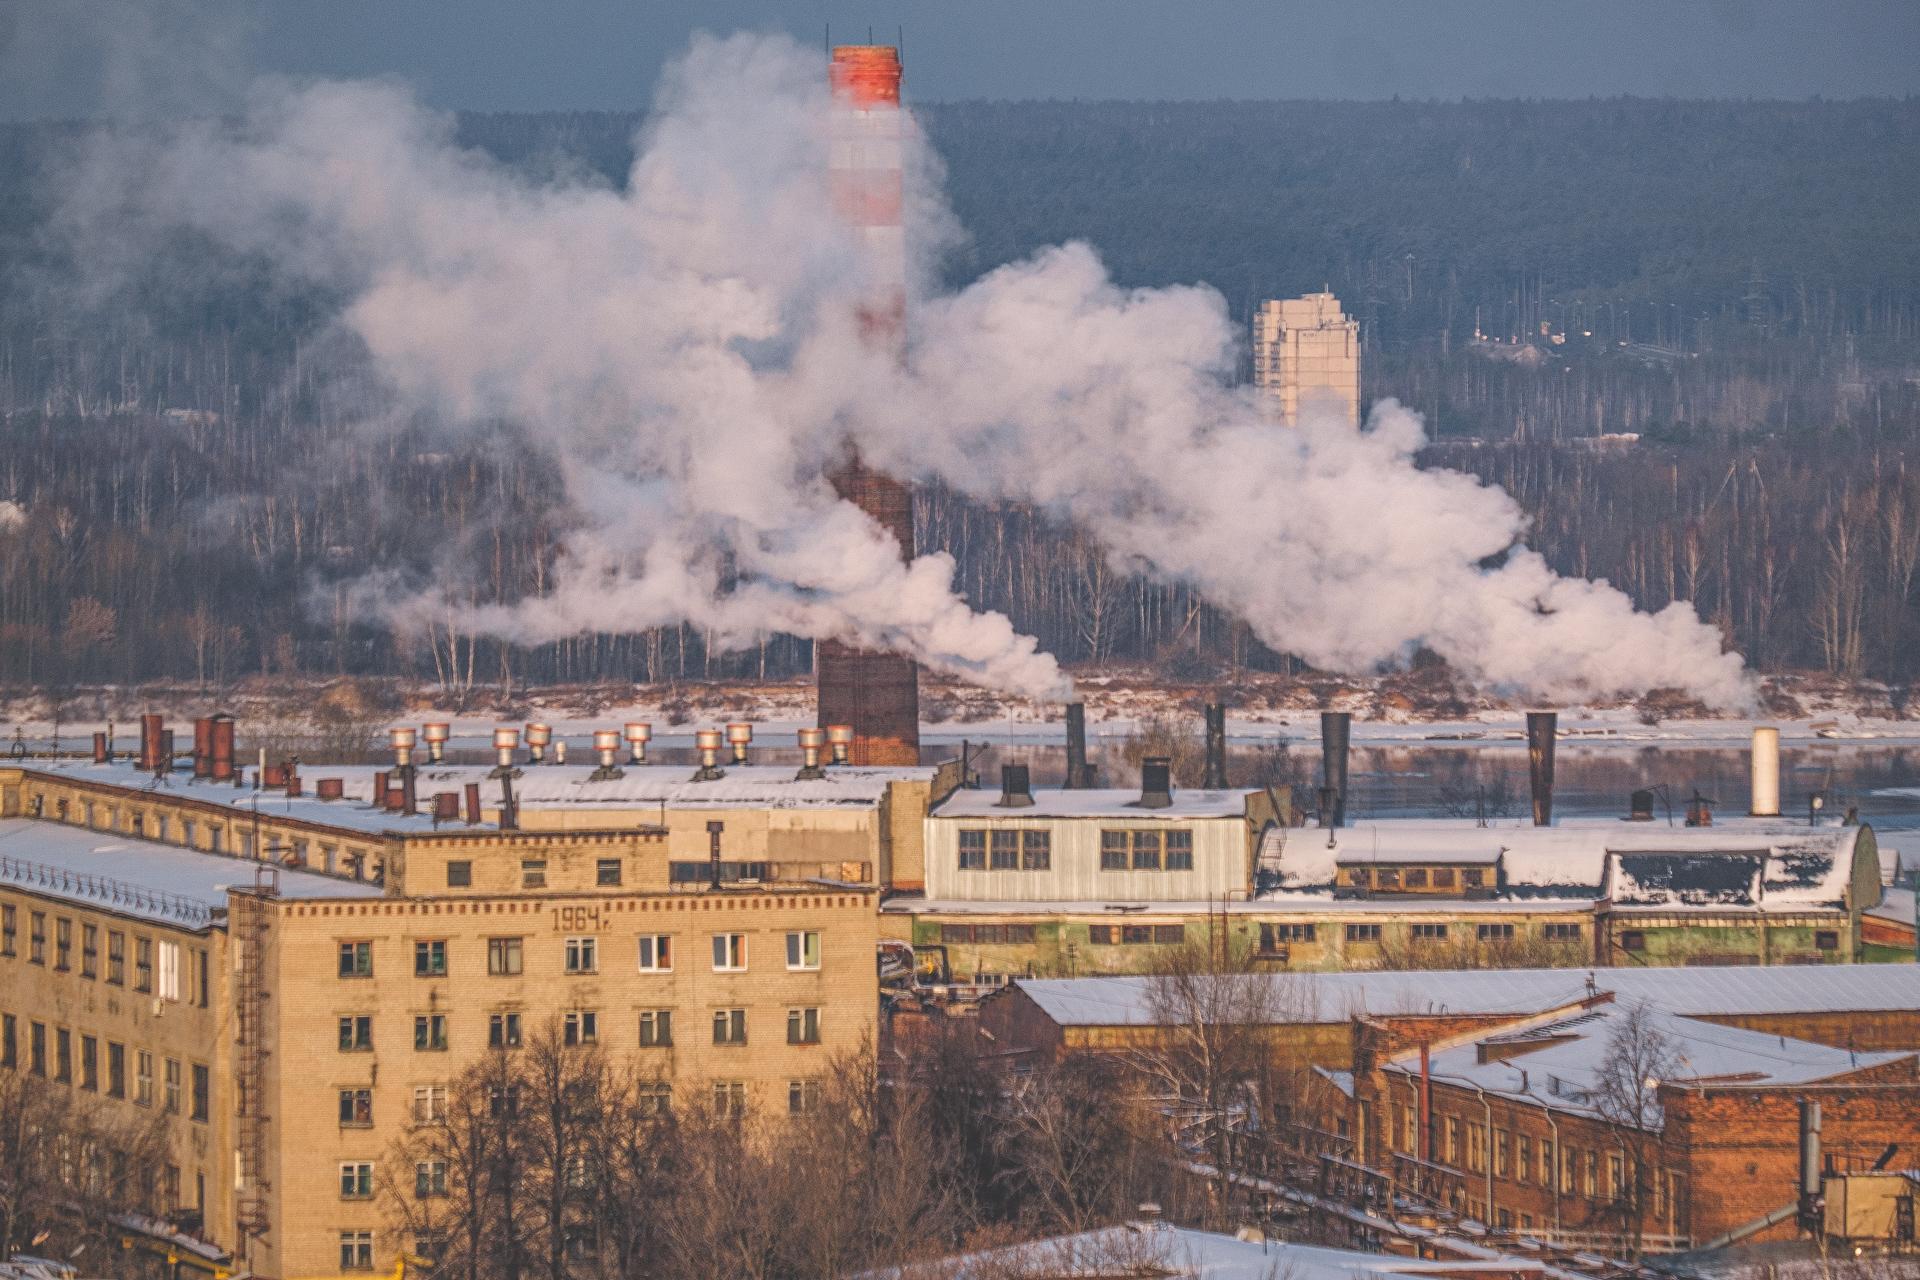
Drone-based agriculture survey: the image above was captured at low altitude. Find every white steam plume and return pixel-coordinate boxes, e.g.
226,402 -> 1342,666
60,30 -> 1751,708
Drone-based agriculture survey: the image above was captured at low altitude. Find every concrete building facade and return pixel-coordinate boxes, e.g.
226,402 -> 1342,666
1252,292 -> 1361,426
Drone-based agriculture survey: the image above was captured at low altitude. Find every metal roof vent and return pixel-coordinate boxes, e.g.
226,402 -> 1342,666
997,764 -> 1034,808
1136,757 -> 1173,810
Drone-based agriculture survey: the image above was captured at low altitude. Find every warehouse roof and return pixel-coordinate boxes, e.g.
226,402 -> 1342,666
1008,964 -> 1920,1028
0,817 -> 383,929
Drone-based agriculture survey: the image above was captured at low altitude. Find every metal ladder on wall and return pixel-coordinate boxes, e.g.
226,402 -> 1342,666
234,863 -> 280,1248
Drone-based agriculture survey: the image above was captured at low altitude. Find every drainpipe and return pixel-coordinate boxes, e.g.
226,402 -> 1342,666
1466,1080 -> 1497,1230
1419,1043 -> 1433,1166
1544,1109 -> 1564,1236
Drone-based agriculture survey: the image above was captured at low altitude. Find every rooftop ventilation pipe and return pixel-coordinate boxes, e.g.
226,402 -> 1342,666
997,764 -> 1035,808
1749,726 -> 1781,817
1064,703 -> 1093,790
1798,1100 -> 1823,1230
553,739 -> 568,767
1628,789 -> 1655,821
796,728 -> 828,781
1320,712 -> 1351,829
498,773 -> 518,830
422,722 -> 450,764
92,732 -> 108,765
316,778 -> 345,801
692,729 -> 726,782
623,722 -> 652,765
209,715 -> 236,784
1526,711 -> 1558,827
826,724 -> 855,766
726,722 -> 753,765
1137,756 -> 1174,810
192,718 -> 213,778
371,769 -> 388,806
138,713 -> 163,772
524,722 -> 552,764
1202,703 -> 1229,790
464,782 -> 482,825
489,727 -> 522,779
389,727 -> 417,770
432,792 -> 459,824
590,729 -> 625,781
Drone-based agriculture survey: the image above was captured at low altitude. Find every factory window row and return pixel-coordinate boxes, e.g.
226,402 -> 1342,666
0,1011 -> 208,1121
1101,829 -> 1194,871
939,923 -> 1038,945
1254,920 -> 1586,948
956,829 -> 1050,872
23,789 -> 388,880
0,906 -> 209,1005
952,829 -> 1199,873
339,930 -> 823,978
1087,924 -> 1186,946
332,1004 -> 824,1060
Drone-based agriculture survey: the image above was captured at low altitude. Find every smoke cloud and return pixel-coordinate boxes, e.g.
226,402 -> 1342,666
52,30 -> 1753,708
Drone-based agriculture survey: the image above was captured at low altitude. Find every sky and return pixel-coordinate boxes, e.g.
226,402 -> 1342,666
3,0 -> 1918,119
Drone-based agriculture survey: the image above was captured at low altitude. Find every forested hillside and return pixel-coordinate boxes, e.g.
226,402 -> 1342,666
1,99 -> 1916,693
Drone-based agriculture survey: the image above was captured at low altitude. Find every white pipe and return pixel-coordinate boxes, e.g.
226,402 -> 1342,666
1750,726 -> 1781,817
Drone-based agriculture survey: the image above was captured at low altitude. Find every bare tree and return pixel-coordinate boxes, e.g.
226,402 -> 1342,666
0,1069 -> 169,1264
1589,1000 -> 1682,1258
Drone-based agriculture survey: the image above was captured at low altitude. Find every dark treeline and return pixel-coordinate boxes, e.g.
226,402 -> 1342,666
0,99 -> 1916,692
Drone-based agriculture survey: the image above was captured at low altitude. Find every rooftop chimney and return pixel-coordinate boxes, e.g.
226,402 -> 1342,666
826,724 -> 854,766
623,722 -> 652,765
1320,711 -> 1351,829
432,792 -> 459,825
192,717 -> 213,778
525,722 -> 552,764
997,763 -> 1035,808
489,727 -> 522,779
590,729 -> 625,781
92,732 -> 107,765
726,722 -> 753,765
1064,702 -> 1093,790
796,728 -> 827,781
422,722 -> 450,764
1628,788 -> 1655,822
1526,711 -> 1557,827
138,713 -> 163,772
464,782 -> 482,825
1137,756 -> 1174,810
209,715 -> 236,783
1202,703 -> 1229,790
691,729 -> 726,782
1749,726 -> 1781,817
316,778 -> 345,801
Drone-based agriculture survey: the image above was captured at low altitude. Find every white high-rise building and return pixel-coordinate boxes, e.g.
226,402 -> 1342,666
1252,291 -> 1360,426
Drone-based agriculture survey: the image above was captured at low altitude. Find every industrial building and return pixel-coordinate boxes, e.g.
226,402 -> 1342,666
1252,291 -> 1362,427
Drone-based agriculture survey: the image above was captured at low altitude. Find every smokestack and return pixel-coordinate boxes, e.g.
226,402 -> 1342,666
1202,703 -> 1229,790
1526,711 -> 1557,827
138,713 -> 163,771
1749,726 -> 1781,817
1320,711 -> 1350,829
498,773 -> 518,830
796,727 -> 827,781
692,729 -> 726,782
826,723 -> 854,766
524,722 -> 552,764
1798,1099 -> 1823,1228
192,717 -> 212,778
816,43 -> 920,767
590,729 -> 624,781
209,715 -> 236,783
997,764 -> 1034,808
398,766 -> 413,814
92,732 -> 107,765
726,722 -> 753,765
623,721 -> 652,765
1137,756 -> 1174,810
1064,702 -> 1092,789
489,727 -> 521,779
422,721 -> 450,764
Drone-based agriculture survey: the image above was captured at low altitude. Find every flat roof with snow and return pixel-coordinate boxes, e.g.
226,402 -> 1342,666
934,787 -> 1250,820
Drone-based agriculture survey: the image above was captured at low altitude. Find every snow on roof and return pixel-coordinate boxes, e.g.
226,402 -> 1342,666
1010,964 -> 1920,1028
934,787 -> 1250,820
860,1222 -> 1544,1280
1390,1002 -> 1908,1126
0,817 -> 383,928
1868,886 -> 1916,928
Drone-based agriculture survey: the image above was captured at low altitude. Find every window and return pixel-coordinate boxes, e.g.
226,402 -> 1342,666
79,924 -> 98,978
28,1022 -> 45,1076
1444,1116 -> 1459,1165
0,904 -> 12,955
957,830 -> 986,871
789,1079 -> 822,1115
1131,830 -> 1162,870
520,859 -> 547,889
415,1161 -> 449,1199
712,1080 -> 746,1119
943,923 -> 1038,945
1476,923 -> 1516,942
339,1016 -> 373,1052
1152,924 -> 1185,944
1543,922 -> 1582,941
487,937 -> 523,976
163,1058 -> 182,1113
712,933 -> 747,972
107,1042 -> 125,1098
989,830 -> 1019,870
192,1063 -> 209,1121
107,931 -> 125,985
1260,923 -> 1316,951
1815,930 -> 1839,951
340,1162 -> 374,1199
414,1015 -> 448,1051
29,912 -> 46,963
414,940 -> 448,976
488,1086 -> 519,1118
637,935 -> 673,972
339,1088 -> 373,1127
56,1028 -> 71,1082
340,1231 -> 374,1272
1620,930 -> 1646,953
1494,1129 -> 1509,1178
564,936 -> 598,974
1517,1136 -> 1532,1184
596,858 -> 623,887
1100,830 -> 1129,871
787,1007 -> 821,1045
563,1010 -> 598,1046
1345,923 -> 1382,943
1,1015 -> 13,1068
1539,1139 -> 1555,1187
786,931 -> 821,971
1375,867 -> 1401,890
1405,868 -> 1429,888
638,1010 -> 673,1047
156,939 -> 180,1001
445,860 -> 472,888
412,1085 -> 448,1124
637,1083 -> 672,1116
1020,829 -> 1051,870
338,941 -> 373,978
1608,1152 -> 1626,1202
55,917 -> 72,970
488,1012 -> 522,1048
1461,869 -> 1486,888
1165,830 -> 1194,871
77,1036 -> 98,1090
712,1009 -> 747,1045
1412,923 -> 1448,941
1432,868 -> 1456,889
